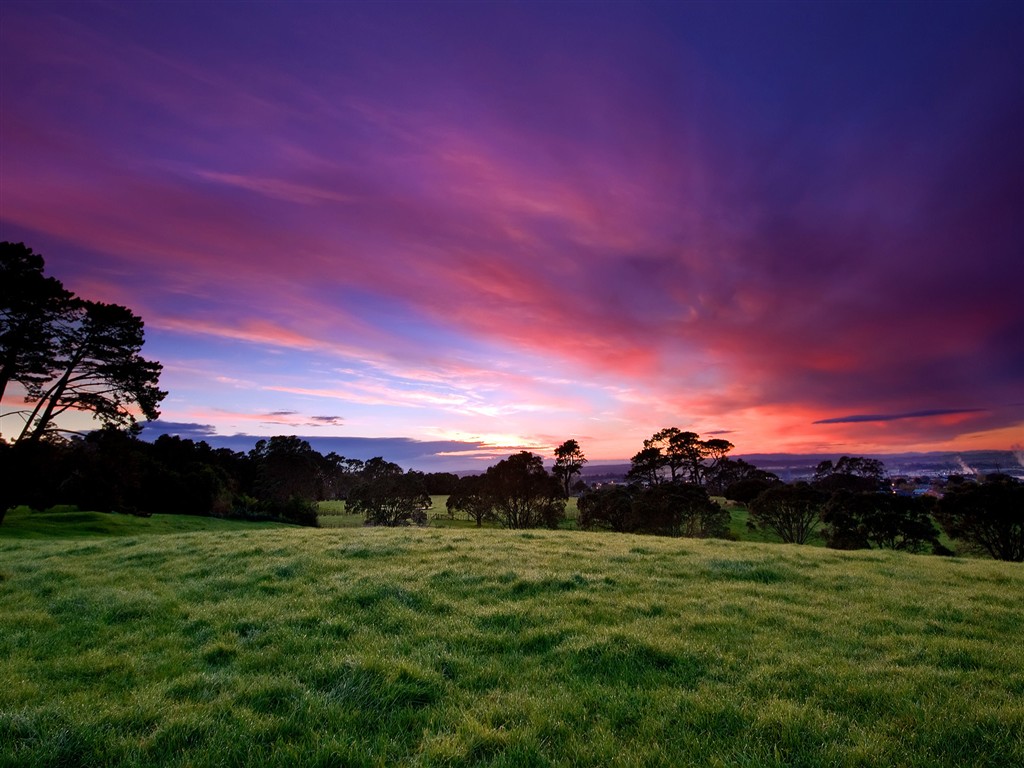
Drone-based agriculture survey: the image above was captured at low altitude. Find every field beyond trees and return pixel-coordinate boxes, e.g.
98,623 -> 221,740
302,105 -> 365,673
1,513 -> 1022,767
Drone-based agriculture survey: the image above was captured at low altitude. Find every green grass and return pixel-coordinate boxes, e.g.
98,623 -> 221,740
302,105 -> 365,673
1,513 -> 1022,766
319,496 -> 581,531
0,506 -> 286,539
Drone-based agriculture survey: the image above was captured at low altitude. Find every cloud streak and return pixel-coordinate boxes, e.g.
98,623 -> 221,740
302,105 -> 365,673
814,409 -> 988,425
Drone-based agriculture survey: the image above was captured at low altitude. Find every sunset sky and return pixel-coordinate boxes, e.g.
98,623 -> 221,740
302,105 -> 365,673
2,1 -> 1022,470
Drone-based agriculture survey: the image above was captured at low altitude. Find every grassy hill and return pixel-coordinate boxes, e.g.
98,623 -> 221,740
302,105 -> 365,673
1,511 -> 1021,766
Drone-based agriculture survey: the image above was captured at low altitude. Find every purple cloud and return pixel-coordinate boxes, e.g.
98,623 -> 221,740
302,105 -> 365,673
814,409 -> 988,425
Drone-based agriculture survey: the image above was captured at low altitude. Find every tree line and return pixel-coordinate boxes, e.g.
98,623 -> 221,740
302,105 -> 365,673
0,430 -> 460,527
1,242 -> 1020,560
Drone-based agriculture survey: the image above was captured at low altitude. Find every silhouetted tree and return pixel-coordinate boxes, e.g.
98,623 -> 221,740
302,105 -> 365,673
709,458 -> 780,497
813,456 -> 887,494
748,483 -> 825,544
822,491 -> 942,553
348,471 -> 430,527
577,485 -> 633,532
627,446 -> 665,486
148,434 -> 237,517
552,439 -> 587,496
935,474 -> 1023,561
579,482 -> 729,538
631,483 -> 730,538
423,471 -> 459,495
361,456 -> 404,482
643,428 -> 692,482
0,242 -> 74,405
446,474 -> 493,527
15,300 -> 165,443
479,451 -> 565,529
700,438 -> 735,486
632,428 -> 735,487
250,436 -> 322,502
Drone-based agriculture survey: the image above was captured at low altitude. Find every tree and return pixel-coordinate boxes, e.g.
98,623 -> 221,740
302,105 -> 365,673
578,485 -> 633,532
631,483 -> 730,538
479,451 -> 565,529
748,483 -> 825,544
724,477 -> 781,505
627,446 -> 665,486
348,471 -> 431,527
423,471 -> 459,495
700,438 -> 735,485
552,439 -> 587,496
813,456 -> 887,494
2,244 -> 166,443
250,436 -> 323,502
632,428 -> 735,488
578,482 -> 729,538
643,428 -> 690,482
709,458 -> 779,497
0,242 -> 73,404
935,474 -> 1024,561
14,300 -> 166,443
446,474 -> 493,527
822,491 -> 942,553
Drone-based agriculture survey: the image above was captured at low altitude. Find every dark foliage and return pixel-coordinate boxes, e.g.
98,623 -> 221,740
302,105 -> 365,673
822,491 -> 942,553
579,482 -> 730,539
478,452 -> 565,529
348,471 -> 430,527
748,483 -> 826,544
446,474 -> 493,527
552,439 -> 587,496
711,458 -> 781,498
578,485 -> 634,532
812,456 -> 888,494
627,428 -> 736,487
250,436 -> 325,505
725,477 -> 783,505
2,243 -> 167,443
627,446 -> 665,486
935,474 -> 1024,561
0,242 -> 73,404
0,430 -> 331,526
631,483 -> 730,538
422,471 -> 459,495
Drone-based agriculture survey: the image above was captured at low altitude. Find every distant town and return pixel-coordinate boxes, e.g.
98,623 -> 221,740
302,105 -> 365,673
579,449 -> 1024,494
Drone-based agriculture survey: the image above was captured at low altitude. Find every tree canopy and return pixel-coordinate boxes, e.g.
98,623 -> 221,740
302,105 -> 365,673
478,451 -> 565,529
348,469 -> 430,527
0,242 -> 72,403
1,242 -> 166,443
552,439 -> 587,496
748,483 -> 825,544
822,491 -> 943,553
627,428 -> 734,488
935,474 -> 1024,562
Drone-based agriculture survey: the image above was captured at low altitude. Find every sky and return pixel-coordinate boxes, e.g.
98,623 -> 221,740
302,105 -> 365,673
2,1 -> 1023,471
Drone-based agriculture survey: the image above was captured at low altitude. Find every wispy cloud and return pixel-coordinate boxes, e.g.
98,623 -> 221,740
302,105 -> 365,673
815,409 -> 987,425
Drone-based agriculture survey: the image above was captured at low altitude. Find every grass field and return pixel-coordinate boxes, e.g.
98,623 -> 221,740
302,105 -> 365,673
1,509 -> 1022,766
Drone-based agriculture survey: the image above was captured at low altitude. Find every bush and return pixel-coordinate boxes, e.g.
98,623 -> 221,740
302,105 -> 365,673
748,483 -> 825,544
578,486 -> 633,532
935,474 -> 1024,561
822,491 -> 941,553
631,483 -> 730,538
579,483 -> 729,538
348,473 -> 430,527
